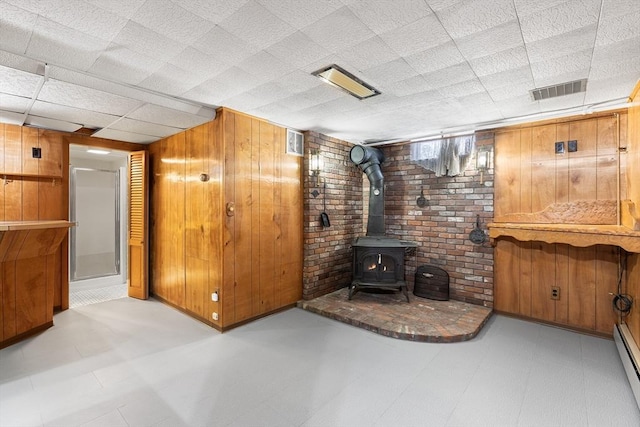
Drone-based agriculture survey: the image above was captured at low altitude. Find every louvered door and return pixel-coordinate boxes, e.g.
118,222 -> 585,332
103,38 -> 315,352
128,150 -> 148,299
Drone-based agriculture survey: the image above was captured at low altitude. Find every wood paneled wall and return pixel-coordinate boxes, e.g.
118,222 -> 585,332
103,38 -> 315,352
625,87 -> 640,345
1,124 -> 68,312
495,114 -> 624,224
493,113 -> 629,335
149,109 -> 302,330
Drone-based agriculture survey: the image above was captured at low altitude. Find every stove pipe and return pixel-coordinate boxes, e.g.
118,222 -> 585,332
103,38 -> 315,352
350,145 -> 385,236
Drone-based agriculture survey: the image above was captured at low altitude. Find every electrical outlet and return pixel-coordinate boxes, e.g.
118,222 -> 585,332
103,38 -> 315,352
551,286 -> 560,300
568,140 -> 578,152
555,141 -> 565,154
212,312 -> 219,321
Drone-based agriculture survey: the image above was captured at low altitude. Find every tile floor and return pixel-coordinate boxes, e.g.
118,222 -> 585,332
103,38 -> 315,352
1,298 -> 639,426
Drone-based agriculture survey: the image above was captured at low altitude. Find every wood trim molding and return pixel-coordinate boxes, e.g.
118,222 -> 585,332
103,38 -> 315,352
489,222 -> 640,253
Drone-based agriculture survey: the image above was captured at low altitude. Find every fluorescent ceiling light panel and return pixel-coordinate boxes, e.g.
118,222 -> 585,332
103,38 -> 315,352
86,149 -> 110,155
312,64 -> 380,100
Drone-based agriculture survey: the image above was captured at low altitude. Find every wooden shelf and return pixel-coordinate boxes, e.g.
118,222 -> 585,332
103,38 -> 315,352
488,222 -> 640,253
0,220 -> 75,231
2,172 -> 62,180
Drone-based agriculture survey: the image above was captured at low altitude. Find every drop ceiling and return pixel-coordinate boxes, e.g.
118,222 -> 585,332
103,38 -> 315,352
0,0 -> 638,145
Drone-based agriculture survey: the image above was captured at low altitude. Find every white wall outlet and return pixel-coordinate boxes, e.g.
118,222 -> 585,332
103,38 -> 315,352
212,312 -> 219,321
211,291 -> 219,302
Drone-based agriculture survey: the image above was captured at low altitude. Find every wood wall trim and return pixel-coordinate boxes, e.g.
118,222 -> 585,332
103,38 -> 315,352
489,222 -> 640,253
63,133 -> 147,152
493,109 -> 627,132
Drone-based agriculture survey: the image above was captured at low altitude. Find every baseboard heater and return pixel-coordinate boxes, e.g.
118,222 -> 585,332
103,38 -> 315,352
614,323 -> 640,409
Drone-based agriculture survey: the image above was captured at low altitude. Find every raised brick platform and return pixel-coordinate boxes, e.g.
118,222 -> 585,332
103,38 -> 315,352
298,287 -> 492,343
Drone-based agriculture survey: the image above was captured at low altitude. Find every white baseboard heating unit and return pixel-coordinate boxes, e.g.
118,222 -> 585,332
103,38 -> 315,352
614,323 -> 640,409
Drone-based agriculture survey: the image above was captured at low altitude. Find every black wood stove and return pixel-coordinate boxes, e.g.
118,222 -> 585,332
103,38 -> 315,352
349,146 -> 417,301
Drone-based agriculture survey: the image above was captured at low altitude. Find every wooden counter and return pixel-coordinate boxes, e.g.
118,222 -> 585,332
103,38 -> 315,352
1,221 -> 74,348
489,222 -> 640,253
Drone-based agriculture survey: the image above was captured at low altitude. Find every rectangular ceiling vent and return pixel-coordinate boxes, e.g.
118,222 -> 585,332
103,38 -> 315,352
530,79 -> 587,101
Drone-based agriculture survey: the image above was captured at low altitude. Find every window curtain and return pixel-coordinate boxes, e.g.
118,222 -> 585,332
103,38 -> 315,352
410,135 -> 476,177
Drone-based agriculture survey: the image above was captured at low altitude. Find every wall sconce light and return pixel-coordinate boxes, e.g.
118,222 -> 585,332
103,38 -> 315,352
476,147 -> 492,183
309,149 -> 323,176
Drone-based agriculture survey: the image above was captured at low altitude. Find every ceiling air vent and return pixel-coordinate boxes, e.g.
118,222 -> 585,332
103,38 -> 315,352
530,79 -> 587,101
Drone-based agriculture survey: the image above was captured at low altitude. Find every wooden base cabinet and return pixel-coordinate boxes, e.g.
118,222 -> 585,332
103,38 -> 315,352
494,238 -> 619,335
149,109 -> 303,330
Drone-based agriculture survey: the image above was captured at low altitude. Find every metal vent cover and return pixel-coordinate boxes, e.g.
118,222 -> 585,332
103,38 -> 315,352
530,79 -> 587,101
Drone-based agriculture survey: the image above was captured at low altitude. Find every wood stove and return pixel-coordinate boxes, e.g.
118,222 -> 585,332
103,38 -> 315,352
349,145 -> 417,301
350,236 -> 416,301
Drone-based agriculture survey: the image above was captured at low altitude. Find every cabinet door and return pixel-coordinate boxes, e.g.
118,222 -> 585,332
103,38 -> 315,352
38,131 -> 63,177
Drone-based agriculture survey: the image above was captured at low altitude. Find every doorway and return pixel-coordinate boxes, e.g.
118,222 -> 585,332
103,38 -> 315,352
69,145 -> 129,308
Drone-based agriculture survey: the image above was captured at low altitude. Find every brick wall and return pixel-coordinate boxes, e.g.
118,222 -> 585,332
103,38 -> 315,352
303,131 -> 363,299
381,135 -> 495,307
303,131 -> 495,307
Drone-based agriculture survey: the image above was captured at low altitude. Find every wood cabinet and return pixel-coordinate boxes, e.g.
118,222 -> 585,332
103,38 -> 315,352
149,109 -> 302,330
492,112 -> 630,335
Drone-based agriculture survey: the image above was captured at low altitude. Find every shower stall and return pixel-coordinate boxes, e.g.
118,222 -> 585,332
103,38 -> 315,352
69,146 -> 128,306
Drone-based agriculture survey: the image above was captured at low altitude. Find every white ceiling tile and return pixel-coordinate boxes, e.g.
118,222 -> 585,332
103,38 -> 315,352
344,0 -> 432,34
237,51 -> 293,83
300,7 -> 376,52
590,37 -> 640,80
520,0 -> 601,43
88,45 -> 164,85
405,42 -> 465,75
530,49 -> 592,85
600,0 -> 640,19
336,36 -> 400,72
30,100 -> 120,128
109,117 -> 182,138
595,10 -> 640,47
496,95 -> 541,118
138,63 -> 204,97
422,63 -> 476,89
513,0 -> 568,17
219,1 -> 296,50
380,75 -> 433,97
0,2 -> 38,54
536,91 -> 585,110
192,26 -> 261,65
424,0 -> 463,12
486,82 -> 534,101
210,66 -> 264,97
168,48 -> 230,83
30,0 -> 128,41
245,82 -> 292,105
82,0 -> 147,19
131,0 -> 215,44
257,0 -> 344,29
469,46 -> 529,77
278,70 -> 321,94
363,59 -> 418,87
436,0 -> 517,39
127,104 -> 213,129
172,0 -> 249,24
26,16 -> 109,71
295,83 -> 344,105
439,78 -> 487,98
479,66 -> 534,91
111,21 -> 186,62
379,14 -> 452,57
0,109 -> 25,125
455,21 -> 524,61
584,71 -> 640,104
37,79 -> 142,116
0,92 -> 30,113
181,79 -> 228,105
267,32 -> 333,69
25,115 -> 82,132
0,65 -> 42,97
92,127 -> 159,144
221,92 -> 268,111
526,24 -> 598,63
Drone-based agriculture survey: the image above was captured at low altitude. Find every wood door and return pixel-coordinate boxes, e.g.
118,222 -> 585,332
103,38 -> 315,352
128,151 -> 148,300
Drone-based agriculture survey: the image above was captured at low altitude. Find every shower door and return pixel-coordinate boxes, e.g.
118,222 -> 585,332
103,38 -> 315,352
70,167 -> 121,281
